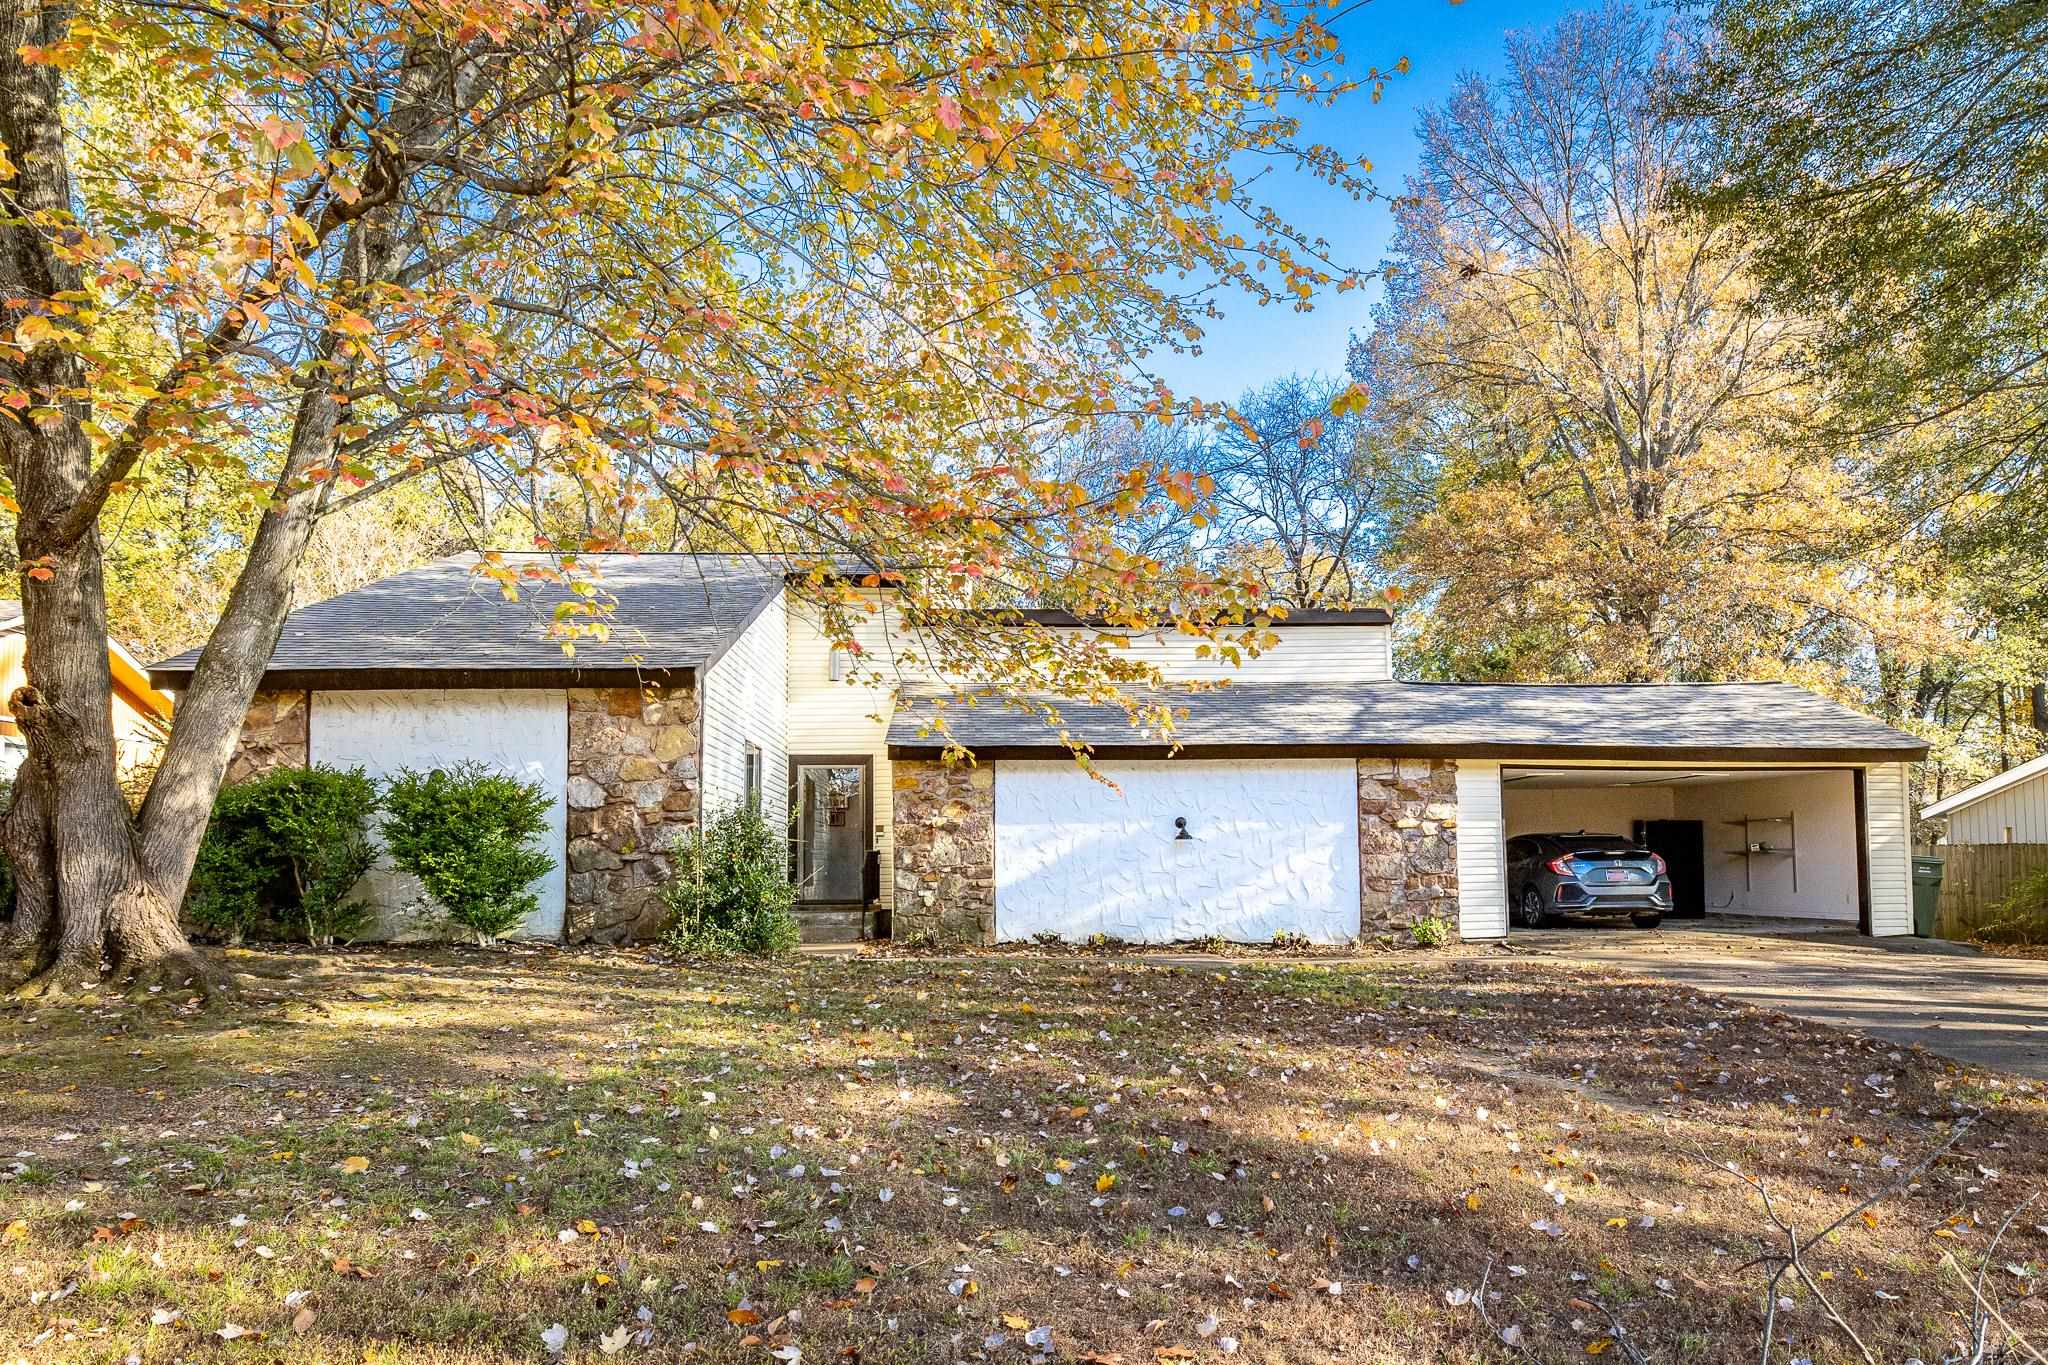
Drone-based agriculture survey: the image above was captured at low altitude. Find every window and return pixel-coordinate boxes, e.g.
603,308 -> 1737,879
743,743 -> 763,812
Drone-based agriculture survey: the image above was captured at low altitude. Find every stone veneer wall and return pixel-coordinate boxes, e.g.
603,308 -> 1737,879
565,684 -> 700,944
1357,758 -> 1459,934
228,689 -> 310,783
891,759 -> 995,943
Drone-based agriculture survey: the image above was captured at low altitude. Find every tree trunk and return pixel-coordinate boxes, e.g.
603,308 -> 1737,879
0,0 -> 242,1000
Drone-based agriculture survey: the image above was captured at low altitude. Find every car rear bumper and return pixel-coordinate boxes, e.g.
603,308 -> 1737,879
1554,880 -> 1672,915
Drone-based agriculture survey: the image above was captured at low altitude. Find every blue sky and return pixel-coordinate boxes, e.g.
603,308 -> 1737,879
1145,0 -> 1583,402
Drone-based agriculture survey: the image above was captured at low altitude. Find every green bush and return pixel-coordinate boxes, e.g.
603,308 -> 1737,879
380,762 -> 555,945
186,766 -> 378,945
1409,914 -> 1453,948
660,805 -> 800,958
1978,867 -> 2048,945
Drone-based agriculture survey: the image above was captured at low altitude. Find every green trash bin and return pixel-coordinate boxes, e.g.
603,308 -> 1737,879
1911,856 -> 1944,937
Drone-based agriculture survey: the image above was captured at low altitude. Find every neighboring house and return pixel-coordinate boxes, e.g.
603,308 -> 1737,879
151,552 -> 1930,946
1922,755 -> 2048,845
0,603 -> 174,781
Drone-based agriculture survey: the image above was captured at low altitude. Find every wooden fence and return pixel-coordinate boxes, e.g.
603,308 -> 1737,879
1929,842 -> 2048,939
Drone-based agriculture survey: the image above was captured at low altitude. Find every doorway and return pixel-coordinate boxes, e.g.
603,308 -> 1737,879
790,756 -> 872,905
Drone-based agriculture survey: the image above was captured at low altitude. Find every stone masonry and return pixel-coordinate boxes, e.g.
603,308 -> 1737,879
892,759 -> 995,942
1357,757 -> 1459,934
228,690 -> 310,783
565,684 -> 700,944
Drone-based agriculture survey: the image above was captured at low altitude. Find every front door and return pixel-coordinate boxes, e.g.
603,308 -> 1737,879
791,758 -> 871,904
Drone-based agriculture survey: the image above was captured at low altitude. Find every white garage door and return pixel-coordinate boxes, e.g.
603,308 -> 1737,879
311,690 -> 567,940
994,759 -> 1360,944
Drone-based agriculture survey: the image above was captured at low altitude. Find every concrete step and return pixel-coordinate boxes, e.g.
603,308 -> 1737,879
795,906 -> 871,944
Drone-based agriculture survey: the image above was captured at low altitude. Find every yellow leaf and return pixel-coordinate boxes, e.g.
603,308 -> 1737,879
1003,1314 -> 1030,1330
1605,1217 -> 1628,1229
460,1132 -> 481,1147
1465,1192 -> 1481,1211
1587,1339 -> 1613,1355
1,1219 -> 26,1242
336,1156 -> 370,1175
756,1259 -> 782,1271
1096,1173 -> 1117,1193
576,1219 -> 599,1236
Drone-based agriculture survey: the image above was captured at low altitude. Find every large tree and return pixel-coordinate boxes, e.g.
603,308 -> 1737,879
1675,0 -> 2048,598
0,0 -> 1367,999
1348,4 -> 1953,686
1054,374 -> 1392,609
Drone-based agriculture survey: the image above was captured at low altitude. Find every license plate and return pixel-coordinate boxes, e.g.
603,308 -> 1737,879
1598,869 -> 1631,882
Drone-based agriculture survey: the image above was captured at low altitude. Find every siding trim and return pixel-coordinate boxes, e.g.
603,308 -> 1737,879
1455,761 -> 1508,940
1863,761 -> 1914,937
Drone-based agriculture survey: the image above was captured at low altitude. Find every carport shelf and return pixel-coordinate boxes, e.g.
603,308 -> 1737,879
1722,815 -> 1797,892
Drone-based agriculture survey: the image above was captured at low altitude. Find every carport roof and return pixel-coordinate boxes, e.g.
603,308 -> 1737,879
149,552 -> 787,690
884,681 -> 1930,763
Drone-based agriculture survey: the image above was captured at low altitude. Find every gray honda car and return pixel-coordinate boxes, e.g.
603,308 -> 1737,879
1506,832 -> 1671,929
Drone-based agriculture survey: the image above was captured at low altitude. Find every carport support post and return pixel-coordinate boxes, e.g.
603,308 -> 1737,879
1453,760 -> 1508,939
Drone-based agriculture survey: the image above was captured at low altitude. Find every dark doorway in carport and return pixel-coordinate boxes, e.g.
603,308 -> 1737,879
1635,819 -> 1705,918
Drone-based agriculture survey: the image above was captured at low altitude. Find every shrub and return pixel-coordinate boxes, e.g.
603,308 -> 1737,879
1977,867 -> 2048,945
659,805 -> 800,958
1409,914 -> 1453,948
186,766 -> 378,945
381,762 -> 555,945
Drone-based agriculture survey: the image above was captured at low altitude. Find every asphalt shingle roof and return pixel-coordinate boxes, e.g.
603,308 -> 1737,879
150,553 -> 784,687
886,681 -> 1929,762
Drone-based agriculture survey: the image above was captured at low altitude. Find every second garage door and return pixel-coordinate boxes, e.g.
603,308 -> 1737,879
993,759 -> 1360,943
311,689 -> 568,941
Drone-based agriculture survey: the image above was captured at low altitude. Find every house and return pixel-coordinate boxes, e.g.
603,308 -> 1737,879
150,552 -> 1931,945
0,603 -> 174,781
1922,754 -> 2048,846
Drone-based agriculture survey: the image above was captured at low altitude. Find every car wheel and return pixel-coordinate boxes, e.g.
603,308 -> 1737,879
1517,886 -> 1549,930
1630,912 -> 1663,930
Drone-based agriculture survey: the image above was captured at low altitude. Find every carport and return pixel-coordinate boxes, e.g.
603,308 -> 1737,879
1500,765 -> 1868,930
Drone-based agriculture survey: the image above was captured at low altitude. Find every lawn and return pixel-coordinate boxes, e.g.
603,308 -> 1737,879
1,945 -> 2041,1364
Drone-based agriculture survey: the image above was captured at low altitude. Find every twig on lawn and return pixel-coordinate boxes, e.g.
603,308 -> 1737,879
1471,1257 -> 1538,1362
1683,1117 -> 1975,1365
1580,1293 -> 1654,1365
1943,1193 -> 2043,1365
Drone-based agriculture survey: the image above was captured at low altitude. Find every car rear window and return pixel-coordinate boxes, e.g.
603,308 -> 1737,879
1552,836 -> 1645,857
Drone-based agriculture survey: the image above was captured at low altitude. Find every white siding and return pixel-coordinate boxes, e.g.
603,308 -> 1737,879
993,759 -> 1361,943
311,689 -> 567,941
1944,773 -> 2048,844
786,600 -> 901,907
700,588 -> 788,818
1455,760 -> 1508,940
1087,625 -> 1393,683
1864,762 -> 1914,937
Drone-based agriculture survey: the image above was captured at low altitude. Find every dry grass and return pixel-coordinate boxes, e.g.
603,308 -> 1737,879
1,945 -> 2042,1364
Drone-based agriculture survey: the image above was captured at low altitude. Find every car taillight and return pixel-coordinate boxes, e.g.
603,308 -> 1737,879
1650,852 -> 1667,876
1547,854 -> 1577,876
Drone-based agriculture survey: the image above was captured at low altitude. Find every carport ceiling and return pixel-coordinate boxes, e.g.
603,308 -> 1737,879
1502,766 -> 1831,788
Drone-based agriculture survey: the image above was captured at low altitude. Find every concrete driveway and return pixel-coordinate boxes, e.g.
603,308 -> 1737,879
1511,917 -> 2048,1081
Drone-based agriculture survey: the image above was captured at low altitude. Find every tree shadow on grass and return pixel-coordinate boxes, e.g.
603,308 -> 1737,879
1,950 -> 2039,1363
